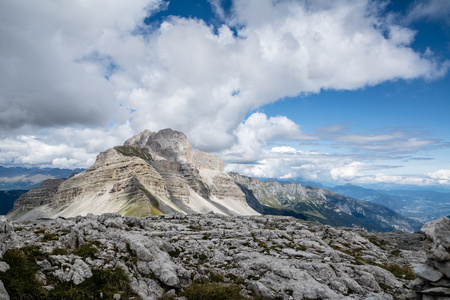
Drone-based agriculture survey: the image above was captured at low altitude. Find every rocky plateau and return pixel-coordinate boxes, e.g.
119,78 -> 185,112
2,213 -> 448,300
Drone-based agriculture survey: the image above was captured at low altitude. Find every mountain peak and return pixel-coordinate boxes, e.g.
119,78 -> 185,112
8,129 -> 257,221
125,128 -> 191,163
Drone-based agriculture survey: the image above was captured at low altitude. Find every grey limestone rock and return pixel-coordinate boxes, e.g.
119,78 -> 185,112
0,213 -> 424,299
413,217 -> 450,298
0,281 -> 9,300
54,258 -> 93,285
414,264 -> 444,282
421,217 -> 450,262
0,262 -> 9,273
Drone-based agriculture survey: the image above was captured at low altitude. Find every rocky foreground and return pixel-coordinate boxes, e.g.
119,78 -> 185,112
3,214 -> 447,300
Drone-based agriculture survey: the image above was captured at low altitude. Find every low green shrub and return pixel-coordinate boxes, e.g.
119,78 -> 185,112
381,264 -> 416,280
48,267 -> 137,299
180,282 -> 246,300
0,248 -> 47,298
73,244 -> 98,258
52,247 -> 69,255
42,233 -> 59,242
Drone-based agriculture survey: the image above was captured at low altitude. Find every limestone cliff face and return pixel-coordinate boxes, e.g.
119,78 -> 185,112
8,129 -> 257,221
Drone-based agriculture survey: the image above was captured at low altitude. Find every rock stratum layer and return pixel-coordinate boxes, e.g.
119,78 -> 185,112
8,129 -> 257,221
0,213 -> 427,299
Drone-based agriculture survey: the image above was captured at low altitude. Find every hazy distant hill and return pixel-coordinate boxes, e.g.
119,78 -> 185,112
331,184 -> 450,223
0,166 -> 84,190
0,190 -> 28,215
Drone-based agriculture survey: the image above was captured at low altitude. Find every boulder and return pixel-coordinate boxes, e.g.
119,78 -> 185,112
413,217 -> 450,298
414,264 -> 444,282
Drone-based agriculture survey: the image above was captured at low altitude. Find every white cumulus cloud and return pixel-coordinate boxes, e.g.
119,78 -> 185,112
0,0 -> 448,188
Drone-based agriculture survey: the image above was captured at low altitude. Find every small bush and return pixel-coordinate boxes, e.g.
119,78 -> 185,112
226,273 -> 245,284
208,271 -> 224,283
168,249 -> 180,258
22,245 -> 47,260
35,228 -> 46,234
42,233 -> 59,242
181,283 -> 246,300
73,244 -> 98,258
188,225 -> 203,232
52,247 -> 69,255
193,253 -> 208,263
0,248 -> 46,298
381,264 -> 416,280
367,236 -> 390,249
296,244 -> 307,251
378,281 -> 391,291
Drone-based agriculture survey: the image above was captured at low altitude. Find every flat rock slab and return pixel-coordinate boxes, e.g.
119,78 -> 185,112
414,264 -> 444,282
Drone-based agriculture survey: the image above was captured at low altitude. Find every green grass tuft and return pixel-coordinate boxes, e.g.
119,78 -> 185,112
52,247 -> 69,255
73,244 -> 98,258
114,145 -> 153,161
380,264 -> 416,280
181,283 -> 246,300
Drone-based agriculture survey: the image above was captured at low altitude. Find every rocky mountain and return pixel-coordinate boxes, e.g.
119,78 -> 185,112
0,212 -> 432,299
7,129 -> 257,221
331,184 -> 450,223
231,173 -> 422,233
0,166 -> 84,190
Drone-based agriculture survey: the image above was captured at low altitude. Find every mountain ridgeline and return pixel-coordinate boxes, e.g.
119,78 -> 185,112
0,166 -> 84,190
231,173 -> 422,233
331,184 -> 450,223
7,129 -> 421,232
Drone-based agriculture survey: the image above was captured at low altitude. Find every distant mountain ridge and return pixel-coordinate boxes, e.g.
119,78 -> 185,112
331,184 -> 450,223
231,173 -> 422,233
0,166 -> 84,190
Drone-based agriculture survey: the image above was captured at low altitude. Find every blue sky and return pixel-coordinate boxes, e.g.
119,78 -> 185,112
0,0 -> 449,189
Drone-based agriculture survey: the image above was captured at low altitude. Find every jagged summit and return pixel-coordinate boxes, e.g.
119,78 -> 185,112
124,128 -> 192,163
7,129 -> 257,221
